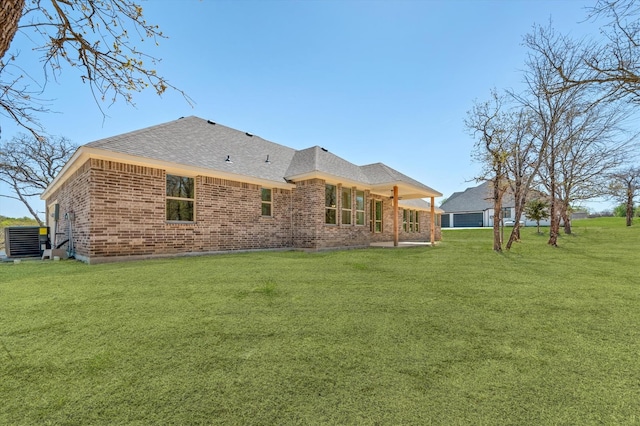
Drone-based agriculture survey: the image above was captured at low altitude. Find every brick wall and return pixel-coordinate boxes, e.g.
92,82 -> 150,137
44,159 -> 441,262
291,178 -> 323,248
88,160 -> 165,258
45,159 -> 92,260
291,179 -> 372,249
316,184 -> 370,249
48,160 -> 295,262
368,195 -> 441,243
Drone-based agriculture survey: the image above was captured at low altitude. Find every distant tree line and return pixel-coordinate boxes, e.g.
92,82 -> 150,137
466,0 -> 640,252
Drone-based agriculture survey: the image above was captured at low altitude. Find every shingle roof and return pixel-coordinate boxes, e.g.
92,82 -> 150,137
284,146 -> 370,183
440,181 -> 515,212
86,116 -> 296,183
362,163 -> 438,192
69,115 -> 441,198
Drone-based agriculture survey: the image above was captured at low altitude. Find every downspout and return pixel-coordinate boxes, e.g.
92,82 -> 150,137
393,185 -> 399,247
430,196 -> 435,245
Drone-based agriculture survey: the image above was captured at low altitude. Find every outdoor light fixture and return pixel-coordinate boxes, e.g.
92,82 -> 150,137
225,155 -> 232,164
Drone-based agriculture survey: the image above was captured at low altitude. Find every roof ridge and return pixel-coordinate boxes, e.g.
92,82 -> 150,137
85,116 -> 191,147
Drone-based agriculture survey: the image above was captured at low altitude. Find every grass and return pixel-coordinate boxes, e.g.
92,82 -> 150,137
1,217 -> 639,424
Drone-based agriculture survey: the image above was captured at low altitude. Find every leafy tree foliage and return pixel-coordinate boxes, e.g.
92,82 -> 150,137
612,204 -> 640,217
525,199 -> 550,234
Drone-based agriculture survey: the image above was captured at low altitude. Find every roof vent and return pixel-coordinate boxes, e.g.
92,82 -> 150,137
265,155 -> 271,164
321,147 -> 328,152
245,132 -> 253,137
225,155 -> 232,164
207,120 -> 216,125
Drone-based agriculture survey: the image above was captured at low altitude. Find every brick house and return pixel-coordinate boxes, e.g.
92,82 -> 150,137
440,181 -> 551,228
41,116 -> 442,263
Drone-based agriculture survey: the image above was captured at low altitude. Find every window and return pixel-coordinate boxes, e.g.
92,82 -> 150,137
261,188 -> 272,216
355,190 -> 365,225
502,207 -> 512,219
372,200 -> 383,232
166,174 -> 194,221
403,209 -> 420,233
325,184 -> 337,224
341,187 -> 352,225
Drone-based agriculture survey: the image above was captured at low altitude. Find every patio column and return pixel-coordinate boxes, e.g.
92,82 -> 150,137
430,196 -> 436,245
393,185 -> 399,247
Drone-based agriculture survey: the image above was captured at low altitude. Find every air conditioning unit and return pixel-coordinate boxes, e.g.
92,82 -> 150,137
4,226 -> 49,258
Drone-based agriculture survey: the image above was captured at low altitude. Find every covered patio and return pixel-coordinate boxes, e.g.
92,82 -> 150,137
370,241 -> 436,248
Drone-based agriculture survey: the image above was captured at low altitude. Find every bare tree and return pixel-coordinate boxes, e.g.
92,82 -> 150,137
520,23 -> 597,246
524,22 -> 638,237
608,166 -> 640,226
466,90 -> 512,252
0,0 -> 191,138
0,133 -> 77,224
552,0 -> 640,104
503,107 -> 542,249
553,102 -> 633,234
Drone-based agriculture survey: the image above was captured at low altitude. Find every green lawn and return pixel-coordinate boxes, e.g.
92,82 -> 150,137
1,218 -> 639,425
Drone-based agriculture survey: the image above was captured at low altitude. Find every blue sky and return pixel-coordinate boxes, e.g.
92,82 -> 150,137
0,0 -> 610,218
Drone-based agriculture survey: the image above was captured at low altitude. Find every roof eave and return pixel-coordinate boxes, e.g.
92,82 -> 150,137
41,147 -> 296,200
369,181 -> 442,199
285,171 -> 368,189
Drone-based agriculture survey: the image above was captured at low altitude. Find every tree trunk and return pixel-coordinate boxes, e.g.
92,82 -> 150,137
0,0 -> 25,61
549,216 -> 560,245
548,152 -> 559,246
626,185 -> 634,227
14,186 -> 43,225
548,199 -> 559,246
563,212 -> 572,234
558,202 -> 571,234
493,177 -> 503,252
506,185 -> 526,250
506,223 -> 520,250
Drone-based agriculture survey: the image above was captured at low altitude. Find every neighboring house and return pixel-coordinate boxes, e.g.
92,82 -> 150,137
439,181 -> 549,228
41,116 -> 443,263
